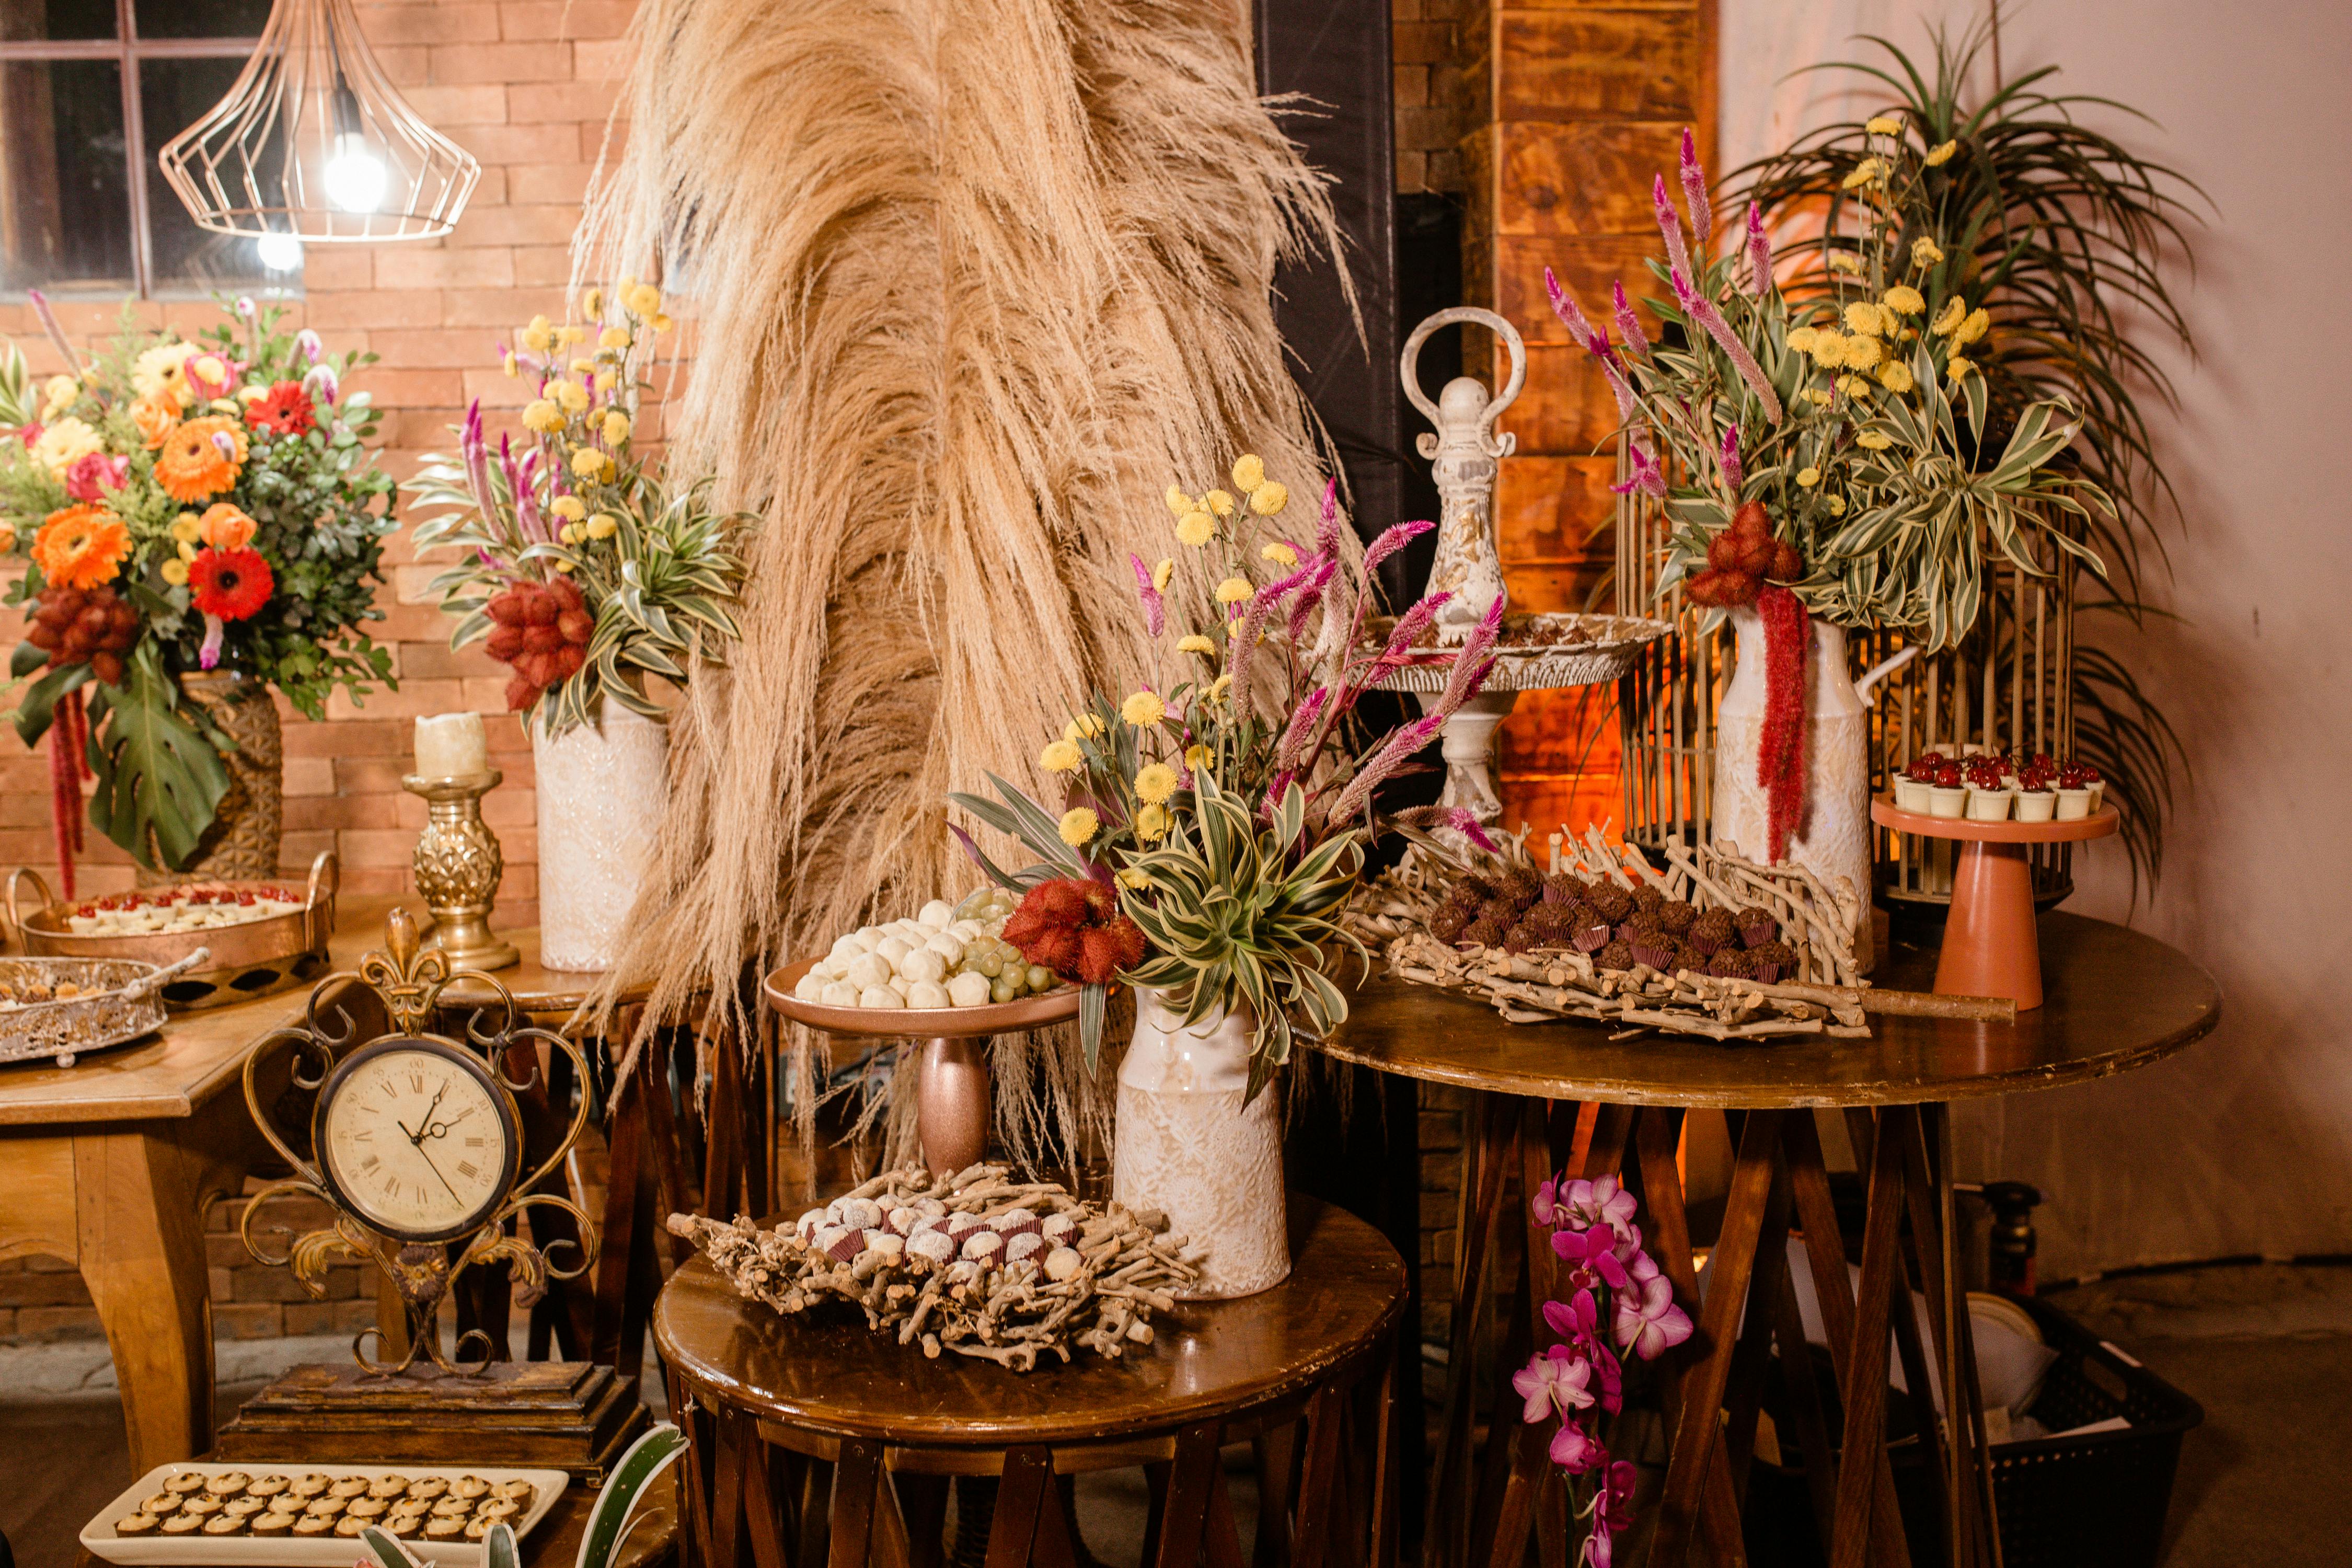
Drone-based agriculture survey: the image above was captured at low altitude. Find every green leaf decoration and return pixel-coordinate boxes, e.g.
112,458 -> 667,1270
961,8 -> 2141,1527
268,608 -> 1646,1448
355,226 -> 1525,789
83,644 -> 232,871
578,1421 -> 689,1568
10,659 -> 91,748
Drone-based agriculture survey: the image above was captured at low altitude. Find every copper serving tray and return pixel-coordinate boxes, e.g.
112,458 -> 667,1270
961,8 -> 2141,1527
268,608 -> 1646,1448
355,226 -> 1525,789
7,851 -> 338,1012
763,956 -> 1081,1039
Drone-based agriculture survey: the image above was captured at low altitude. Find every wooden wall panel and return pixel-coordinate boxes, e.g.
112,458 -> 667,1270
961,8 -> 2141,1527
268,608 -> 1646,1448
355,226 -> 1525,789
1493,121 -> 1689,235
1496,10 -> 1699,122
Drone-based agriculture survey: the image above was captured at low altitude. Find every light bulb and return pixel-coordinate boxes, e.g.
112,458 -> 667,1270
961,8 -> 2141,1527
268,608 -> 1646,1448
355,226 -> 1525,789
322,132 -> 387,214
256,232 -> 304,272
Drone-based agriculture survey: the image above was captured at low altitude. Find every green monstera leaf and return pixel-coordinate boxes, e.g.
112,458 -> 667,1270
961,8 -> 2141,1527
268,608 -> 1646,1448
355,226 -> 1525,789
84,644 -> 232,871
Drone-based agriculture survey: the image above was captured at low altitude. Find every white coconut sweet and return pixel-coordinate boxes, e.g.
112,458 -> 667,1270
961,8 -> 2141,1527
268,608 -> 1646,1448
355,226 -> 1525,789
838,1198 -> 883,1230
828,935 -> 866,964
906,1229 -> 955,1264
919,900 -> 955,928
793,972 -> 825,1002
1039,1212 -> 1077,1246
820,982 -> 860,1007
1043,1246 -> 1082,1282
1004,1232 -> 1046,1263
863,1230 -> 904,1259
907,980 -> 952,1009
944,1212 -> 983,1238
923,931 -> 965,963
959,1230 -> 1004,1262
899,947 -> 948,985
857,986 -> 904,1009
946,971 -> 993,1008
873,936 -> 912,970
844,951 -> 892,990
795,1208 -> 828,1241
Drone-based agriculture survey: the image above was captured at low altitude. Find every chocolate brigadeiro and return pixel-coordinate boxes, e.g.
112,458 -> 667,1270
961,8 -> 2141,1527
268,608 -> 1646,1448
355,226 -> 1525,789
1587,884 -> 1635,925
1737,905 -> 1780,948
1463,917 -> 1507,949
1672,944 -> 1710,976
1654,900 -> 1698,937
1542,873 -> 1587,905
1428,904 -> 1471,942
1596,939 -> 1635,971
1688,907 -> 1738,954
1709,947 -> 1757,979
1631,881 -> 1665,913
1625,924 -> 1678,970
1750,940 -> 1798,982
1502,926 -> 1538,954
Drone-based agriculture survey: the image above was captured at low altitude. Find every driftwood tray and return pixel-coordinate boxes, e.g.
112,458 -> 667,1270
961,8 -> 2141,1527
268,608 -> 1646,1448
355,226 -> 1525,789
1362,610 -> 1671,692
762,956 -> 1082,1039
6,852 -> 337,1011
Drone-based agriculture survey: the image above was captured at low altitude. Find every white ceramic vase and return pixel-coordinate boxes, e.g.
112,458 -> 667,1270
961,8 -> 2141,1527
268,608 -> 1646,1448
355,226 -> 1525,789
1112,987 -> 1290,1300
532,704 -> 667,972
1711,604 -> 1874,971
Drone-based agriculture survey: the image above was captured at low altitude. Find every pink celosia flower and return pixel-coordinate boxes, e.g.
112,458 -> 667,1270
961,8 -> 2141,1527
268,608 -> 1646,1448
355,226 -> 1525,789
1679,128 -> 1712,249
1128,552 -> 1165,638
1653,175 -> 1692,286
1745,201 -> 1773,293
1611,279 -> 1650,361
1671,268 -> 1784,423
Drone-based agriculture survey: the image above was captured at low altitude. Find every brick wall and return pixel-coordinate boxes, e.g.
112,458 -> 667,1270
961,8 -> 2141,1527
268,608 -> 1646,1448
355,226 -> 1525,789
0,0 -> 644,929
1395,0 -> 1469,193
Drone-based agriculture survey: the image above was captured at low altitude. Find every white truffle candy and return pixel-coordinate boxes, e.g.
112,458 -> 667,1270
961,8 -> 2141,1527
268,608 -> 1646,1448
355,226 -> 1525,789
862,1230 -> 904,1259
844,952 -> 892,990
793,972 -> 826,1002
944,1212 -> 983,1238
906,1229 -> 955,1264
907,980 -> 953,1009
898,947 -> 948,986
1004,1232 -> 1046,1263
794,1208 -> 828,1241
959,1229 -> 1005,1262
836,1197 -> 883,1230
947,971 -> 993,1008
1043,1246 -> 1082,1282
1039,1212 -> 1077,1246
874,937 -> 912,971
919,900 -> 955,928
827,935 -> 866,964
858,986 -> 904,1009
924,931 -> 965,962
820,982 -> 860,1007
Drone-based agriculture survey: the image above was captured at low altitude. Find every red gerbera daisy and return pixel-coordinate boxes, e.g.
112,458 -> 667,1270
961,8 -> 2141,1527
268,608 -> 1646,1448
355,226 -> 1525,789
246,381 -> 315,437
187,546 -> 274,621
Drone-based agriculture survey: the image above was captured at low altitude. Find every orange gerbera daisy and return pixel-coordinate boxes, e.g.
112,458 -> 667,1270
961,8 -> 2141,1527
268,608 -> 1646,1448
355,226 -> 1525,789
197,502 -> 258,550
154,415 -> 249,503
130,393 -> 180,451
31,505 -> 132,591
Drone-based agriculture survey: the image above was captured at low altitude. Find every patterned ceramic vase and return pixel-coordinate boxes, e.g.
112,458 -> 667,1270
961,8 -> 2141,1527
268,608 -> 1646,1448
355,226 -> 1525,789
533,703 -> 667,971
1111,987 -> 1289,1300
1710,604 -> 1873,970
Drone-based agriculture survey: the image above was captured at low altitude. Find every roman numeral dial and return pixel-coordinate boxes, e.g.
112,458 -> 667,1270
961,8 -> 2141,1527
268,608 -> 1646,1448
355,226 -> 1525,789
317,1041 -> 516,1242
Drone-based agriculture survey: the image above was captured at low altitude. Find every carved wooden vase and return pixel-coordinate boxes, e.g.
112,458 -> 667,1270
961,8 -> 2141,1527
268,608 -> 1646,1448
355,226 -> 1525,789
138,666 -> 283,886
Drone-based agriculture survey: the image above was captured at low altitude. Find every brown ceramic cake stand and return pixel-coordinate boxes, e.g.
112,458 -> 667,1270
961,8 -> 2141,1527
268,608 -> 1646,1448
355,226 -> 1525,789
1871,798 -> 2119,1010
763,958 -> 1081,1173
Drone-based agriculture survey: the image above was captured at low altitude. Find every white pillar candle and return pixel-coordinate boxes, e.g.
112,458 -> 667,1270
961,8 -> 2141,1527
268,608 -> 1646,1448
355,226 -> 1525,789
413,712 -> 488,778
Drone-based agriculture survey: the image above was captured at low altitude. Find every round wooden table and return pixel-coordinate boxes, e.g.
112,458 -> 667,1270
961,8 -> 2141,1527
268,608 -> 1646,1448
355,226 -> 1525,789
1308,913 -> 2220,1568
656,1195 -> 1408,1568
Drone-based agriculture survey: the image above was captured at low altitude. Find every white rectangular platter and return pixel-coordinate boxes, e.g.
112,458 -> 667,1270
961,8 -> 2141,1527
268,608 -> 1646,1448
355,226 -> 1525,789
81,1460 -> 570,1566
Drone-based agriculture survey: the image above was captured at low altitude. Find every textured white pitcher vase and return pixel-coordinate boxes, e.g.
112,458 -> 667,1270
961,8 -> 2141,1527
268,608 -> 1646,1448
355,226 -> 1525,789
1112,987 -> 1289,1300
533,704 -> 667,972
1711,605 -> 1874,971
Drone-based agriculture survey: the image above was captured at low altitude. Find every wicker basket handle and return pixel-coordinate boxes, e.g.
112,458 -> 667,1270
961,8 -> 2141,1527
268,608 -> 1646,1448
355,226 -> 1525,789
305,849 -> 340,907
7,866 -> 55,935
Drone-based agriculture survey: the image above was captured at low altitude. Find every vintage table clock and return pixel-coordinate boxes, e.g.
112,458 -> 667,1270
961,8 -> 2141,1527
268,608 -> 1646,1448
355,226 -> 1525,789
238,906 -> 594,1376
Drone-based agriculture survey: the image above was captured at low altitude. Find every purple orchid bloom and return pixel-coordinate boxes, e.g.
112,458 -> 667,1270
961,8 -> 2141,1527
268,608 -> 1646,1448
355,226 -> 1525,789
1550,1418 -> 1606,1474
1543,1290 -> 1597,1344
1670,268 -> 1783,423
1745,201 -> 1773,293
1613,1269 -> 1695,1361
1678,127 -> 1711,249
1652,175 -> 1693,287
1582,1461 -> 1639,1568
1562,1173 -> 1640,1239
1611,279 -> 1650,362
1129,552 -> 1166,638
1553,1223 -> 1633,1292
1513,1344 -> 1595,1423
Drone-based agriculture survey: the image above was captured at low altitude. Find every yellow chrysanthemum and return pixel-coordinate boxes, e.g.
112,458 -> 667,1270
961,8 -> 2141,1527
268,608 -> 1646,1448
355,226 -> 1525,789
1176,511 -> 1216,548
131,341 -> 196,406
1214,576 -> 1252,605
1806,388 -> 1834,407
522,399 -> 564,433
1057,808 -> 1100,847
1248,481 -> 1289,516
1065,713 -> 1106,741
1809,331 -> 1848,369
520,317 -> 552,354
170,512 -> 202,544
1121,690 -> 1167,728
1827,495 -> 1850,517
580,286 -> 605,318
1261,541 -> 1298,568
1134,763 -> 1178,804
1911,237 -> 1945,269
557,325 -> 587,347
1184,744 -> 1210,770
602,410 -> 631,445
1206,674 -> 1233,704
1840,335 -> 1883,370
1796,467 -> 1820,488
1133,803 -> 1170,844
1931,298 -> 1966,335
551,495 -> 587,521
1837,374 -> 1874,399
1839,157 -> 1888,191
571,447 -> 612,480
40,374 -> 77,420
177,539 -> 198,562
1151,558 -> 1174,592
1040,739 -> 1084,773
651,314 -> 674,335
570,356 -> 596,375
554,379 -> 591,413
1944,355 -> 1975,380
1876,360 -> 1916,394
586,513 -> 619,540
1230,453 -> 1265,491
1827,252 -> 1863,275
1204,489 -> 1237,518
1865,116 -> 1903,135
1883,284 -> 1925,316
1117,869 -> 1155,892
1842,301 -> 1884,337
1924,140 -> 1958,167
160,557 -> 190,585
598,325 -> 631,350
503,351 -> 520,378
30,416 -> 102,478
1177,634 -> 1217,656
1857,430 -> 1894,451
1785,326 -> 1819,354
594,371 -> 617,393
1165,485 -> 1193,518
1953,307 -> 1991,347
559,523 -> 583,546
625,283 -> 663,318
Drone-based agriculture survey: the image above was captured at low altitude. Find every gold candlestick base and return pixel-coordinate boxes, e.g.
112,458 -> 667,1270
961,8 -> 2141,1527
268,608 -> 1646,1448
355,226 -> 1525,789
401,770 -> 520,972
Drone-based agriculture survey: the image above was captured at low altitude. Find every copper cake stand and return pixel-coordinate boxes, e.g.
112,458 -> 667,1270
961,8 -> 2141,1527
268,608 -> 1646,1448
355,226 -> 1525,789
1871,798 -> 2119,1009
763,958 -> 1081,1172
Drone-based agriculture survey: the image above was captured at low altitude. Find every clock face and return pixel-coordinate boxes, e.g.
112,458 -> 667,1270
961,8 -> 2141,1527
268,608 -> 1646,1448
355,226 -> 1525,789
316,1039 -> 518,1242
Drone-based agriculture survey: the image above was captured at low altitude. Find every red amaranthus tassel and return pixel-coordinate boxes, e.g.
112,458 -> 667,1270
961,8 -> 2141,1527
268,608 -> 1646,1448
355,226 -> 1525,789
1003,876 -> 1146,985
49,687 -> 89,900
1756,585 -> 1808,864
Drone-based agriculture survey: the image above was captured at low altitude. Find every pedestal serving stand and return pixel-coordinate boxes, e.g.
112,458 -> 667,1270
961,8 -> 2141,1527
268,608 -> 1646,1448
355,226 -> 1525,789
763,958 -> 1080,1173
1870,800 -> 2119,1010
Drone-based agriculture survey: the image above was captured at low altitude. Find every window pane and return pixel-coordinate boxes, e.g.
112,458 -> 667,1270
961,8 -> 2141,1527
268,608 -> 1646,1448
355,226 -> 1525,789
133,0 -> 271,39
0,60 -> 133,293
0,0 -> 117,43
143,54 -> 296,292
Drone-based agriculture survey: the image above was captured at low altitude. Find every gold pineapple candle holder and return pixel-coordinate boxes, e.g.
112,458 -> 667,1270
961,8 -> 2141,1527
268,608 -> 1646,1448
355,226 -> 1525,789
401,770 -> 520,971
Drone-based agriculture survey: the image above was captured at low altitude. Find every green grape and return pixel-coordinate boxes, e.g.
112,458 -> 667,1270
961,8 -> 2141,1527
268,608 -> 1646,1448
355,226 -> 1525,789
962,940 -> 991,966
991,976 -> 1017,1004
977,954 -> 1002,979
1027,965 -> 1051,991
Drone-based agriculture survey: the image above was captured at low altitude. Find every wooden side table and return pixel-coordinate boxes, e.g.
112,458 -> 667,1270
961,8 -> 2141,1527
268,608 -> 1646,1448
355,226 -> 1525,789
656,1196 -> 1408,1568
1309,913 -> 2220,1568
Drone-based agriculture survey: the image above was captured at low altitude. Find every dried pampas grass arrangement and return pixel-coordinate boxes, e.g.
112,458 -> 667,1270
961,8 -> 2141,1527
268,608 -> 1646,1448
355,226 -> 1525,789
578,0 -> 1351,1163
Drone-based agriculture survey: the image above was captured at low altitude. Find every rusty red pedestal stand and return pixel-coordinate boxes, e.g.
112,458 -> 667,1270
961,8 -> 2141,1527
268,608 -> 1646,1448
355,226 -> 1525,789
1871,798 -> 2119,1010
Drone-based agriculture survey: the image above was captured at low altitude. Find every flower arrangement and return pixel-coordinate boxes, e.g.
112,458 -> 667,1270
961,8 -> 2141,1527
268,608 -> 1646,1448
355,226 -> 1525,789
1515,1172 -> 1693,1568
408,280 -> 747,734
949,458 -> 1499,1090
1547,128 -> 2107,650
0,294 -> 396,884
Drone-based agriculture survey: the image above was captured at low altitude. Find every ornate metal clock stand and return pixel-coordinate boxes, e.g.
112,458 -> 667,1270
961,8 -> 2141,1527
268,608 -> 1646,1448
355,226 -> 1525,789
238,907 -> 597,1379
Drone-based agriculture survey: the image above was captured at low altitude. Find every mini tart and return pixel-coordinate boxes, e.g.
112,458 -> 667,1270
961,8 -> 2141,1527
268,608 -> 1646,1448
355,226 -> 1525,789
329,1475 -> 372,1498
367,1475 -> 410,1500
161,1514 -> 204,1535
490,1479 -> 537,1503
336,1515 -> 370,1537
404,1477 -> 449,1500
165,1471 -> 209,1494
478,1498 -> 520,1521
347,1496 -> 389,1519
247,1474 -> 291,1498
291,1514 -> 336,1536
425,1516 -> 468,1539
112,1514 -> 159,1535
140,1492 -> 180,1515
204,1471 -> 252,1495
465,1518 -> 495,1540
389,1496 -> 433,1518
449,1474 -> 491,1500
431,1494 -> 475,1517
251,1513 -> 297,1537
304,1495 -> 348,1517
181,1496 -> 224,1517
289,1473 -> 333,1498
203,1515 -> 248,1535
384,1514 -> 424,1538
223,1495 -> 269,1517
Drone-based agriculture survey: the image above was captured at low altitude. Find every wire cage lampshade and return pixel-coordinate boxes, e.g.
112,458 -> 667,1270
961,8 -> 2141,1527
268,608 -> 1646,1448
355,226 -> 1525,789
157,0 -> 481,244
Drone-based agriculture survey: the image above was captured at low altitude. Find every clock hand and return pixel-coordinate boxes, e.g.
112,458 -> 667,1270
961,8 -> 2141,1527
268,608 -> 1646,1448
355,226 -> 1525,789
409,1083 -> 450,1145
411,1136 -> 466,1205
422,1106 -> 476,1141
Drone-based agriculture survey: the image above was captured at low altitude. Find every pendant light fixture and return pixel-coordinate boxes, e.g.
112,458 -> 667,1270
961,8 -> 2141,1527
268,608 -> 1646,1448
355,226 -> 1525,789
158,0 -> 481,244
